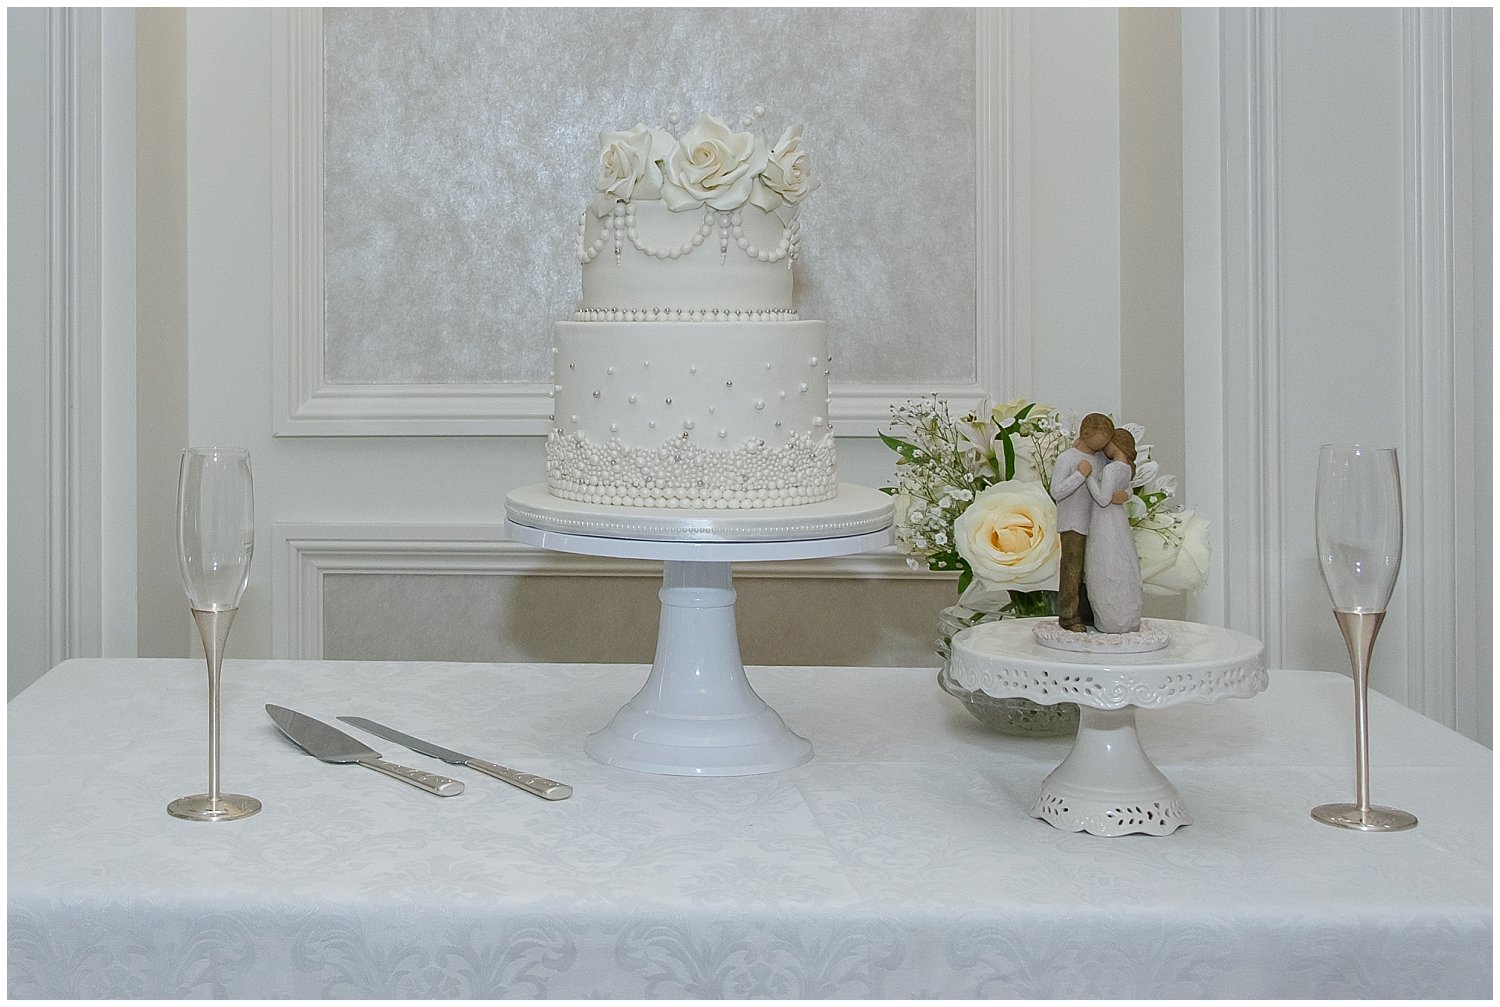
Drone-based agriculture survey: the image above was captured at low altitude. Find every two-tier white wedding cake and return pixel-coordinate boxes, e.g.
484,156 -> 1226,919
546,109 -> 836,510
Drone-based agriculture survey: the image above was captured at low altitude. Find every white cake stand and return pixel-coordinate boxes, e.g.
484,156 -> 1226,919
504,483 -> 893,777
949,618 -> 1266,836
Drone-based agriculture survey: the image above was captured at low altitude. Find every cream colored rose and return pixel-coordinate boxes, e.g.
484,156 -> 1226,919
1134,509 -> 1211,595
595,124 -> 670,204
751,123 -> 820,211
659,114 -> 768,212
953,480 -> 1061,592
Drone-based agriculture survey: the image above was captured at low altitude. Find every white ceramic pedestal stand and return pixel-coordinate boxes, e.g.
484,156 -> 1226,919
949,617 -> 1267,836
504,483 -> 893,777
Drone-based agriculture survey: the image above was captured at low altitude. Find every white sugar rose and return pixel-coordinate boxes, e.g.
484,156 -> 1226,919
751,123 -> 820,211
1134,509 -> 1211,595
659,114 -> 768,212
953,480 -> 1061,592
595,124 -> 671,205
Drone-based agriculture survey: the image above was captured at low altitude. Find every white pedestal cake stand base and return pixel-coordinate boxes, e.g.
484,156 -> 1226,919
949,617 -> 1267,836
504,483 -> 893,777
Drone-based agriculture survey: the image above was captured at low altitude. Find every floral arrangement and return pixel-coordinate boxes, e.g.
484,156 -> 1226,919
880,397 -> 1210,621
593,109 -> 819,217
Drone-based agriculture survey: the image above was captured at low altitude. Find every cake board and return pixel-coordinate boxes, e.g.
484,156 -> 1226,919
504,483 -> 894,777
948,618 -> 1267,836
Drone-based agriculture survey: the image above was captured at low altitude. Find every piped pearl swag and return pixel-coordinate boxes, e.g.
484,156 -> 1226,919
573,308 -> 799,322
576,205 -> 799,269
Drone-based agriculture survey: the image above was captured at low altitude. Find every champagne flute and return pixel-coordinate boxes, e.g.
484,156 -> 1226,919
1311,444 -> 1416,832
167,447 -> 262,822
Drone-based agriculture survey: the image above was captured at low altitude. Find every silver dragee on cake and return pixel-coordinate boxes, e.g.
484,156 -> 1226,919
546,109 -> 837,509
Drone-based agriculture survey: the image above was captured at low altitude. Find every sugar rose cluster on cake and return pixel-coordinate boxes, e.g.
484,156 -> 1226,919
592,108 -> 820,217
546,108 -> 837,511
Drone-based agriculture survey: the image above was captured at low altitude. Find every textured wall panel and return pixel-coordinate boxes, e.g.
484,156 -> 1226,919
321,572 -> 954,668
322,8 -> 976,386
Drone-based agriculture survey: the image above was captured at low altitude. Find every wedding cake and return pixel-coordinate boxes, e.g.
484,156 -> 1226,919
546,109 -> 836,509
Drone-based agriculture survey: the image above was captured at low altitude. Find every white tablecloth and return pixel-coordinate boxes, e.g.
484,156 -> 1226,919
8,659 -> 1491,998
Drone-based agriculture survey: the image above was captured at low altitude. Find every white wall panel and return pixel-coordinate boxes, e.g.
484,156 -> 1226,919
1276,10 -> 1411,693
1208,9 -> 1489,741
320,8 -> 976,388
1027,9 -> 1121,415
277,9 -> 1012,437
8,9 -> 136,697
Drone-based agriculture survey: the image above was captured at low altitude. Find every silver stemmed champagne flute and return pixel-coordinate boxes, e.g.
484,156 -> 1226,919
1311,444 -> 1417,832
167,447 -> 262,822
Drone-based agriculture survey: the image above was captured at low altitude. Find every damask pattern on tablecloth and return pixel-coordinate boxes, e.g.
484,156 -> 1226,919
8,661 -> 1493,998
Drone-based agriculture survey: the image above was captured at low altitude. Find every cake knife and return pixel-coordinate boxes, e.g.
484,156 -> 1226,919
337,716 -> 573,801
266,705 -> 464,796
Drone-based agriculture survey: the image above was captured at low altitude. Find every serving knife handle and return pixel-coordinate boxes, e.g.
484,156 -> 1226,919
464,758 -> 572,800
357,757 -> 464,797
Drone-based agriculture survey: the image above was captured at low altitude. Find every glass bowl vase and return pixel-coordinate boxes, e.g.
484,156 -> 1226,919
935,603 -> 1080,737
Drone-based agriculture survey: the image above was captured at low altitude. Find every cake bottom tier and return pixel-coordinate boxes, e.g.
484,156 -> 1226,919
546,319 -> 836,509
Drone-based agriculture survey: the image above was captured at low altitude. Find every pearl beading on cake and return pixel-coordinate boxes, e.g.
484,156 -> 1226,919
576,205 -> 800,268
545,429 -> 837,509
571,307 -> 799,322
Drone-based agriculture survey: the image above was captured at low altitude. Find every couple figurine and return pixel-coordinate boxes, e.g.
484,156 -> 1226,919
1050,413 -> 1142,635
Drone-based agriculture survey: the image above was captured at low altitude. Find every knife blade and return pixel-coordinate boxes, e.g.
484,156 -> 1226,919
266,705 -> 463,797
337,716 -> 572,801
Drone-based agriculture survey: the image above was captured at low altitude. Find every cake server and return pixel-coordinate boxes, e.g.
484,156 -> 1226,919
337,716 -> 573,801
266,705 -> 464,797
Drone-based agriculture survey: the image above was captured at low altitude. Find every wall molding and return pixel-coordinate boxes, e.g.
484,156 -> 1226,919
1401,8 -> 1484,736
1216,9 -> 1487,739
273,522 -> 950,658
270,9 -> 1022,437
46,8 -> 104,669
1218,9 -> 1283,666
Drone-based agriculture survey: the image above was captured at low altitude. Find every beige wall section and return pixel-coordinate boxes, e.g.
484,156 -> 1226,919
322,573 -> 955,668
1119,8 -> 1186,622
1028,8 -> 1122,415
136,9 -> 191,657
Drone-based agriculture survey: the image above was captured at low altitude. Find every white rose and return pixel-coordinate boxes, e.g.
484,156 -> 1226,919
891,490 -> 913,526
750,123 -> 820,211
659,114 -> 768,212
1009,447 -> 1043,485
1134,509 -> 1211,595
595,125 -> 671,205
953,480 -> 1061,592
891,491 -> 915,543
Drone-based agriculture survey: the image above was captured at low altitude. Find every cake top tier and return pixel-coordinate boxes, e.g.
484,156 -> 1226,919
575,110 -> 820,319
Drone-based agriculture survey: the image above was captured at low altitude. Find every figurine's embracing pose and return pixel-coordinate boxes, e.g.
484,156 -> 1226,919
1083,427 -> 1144,634
1049,413 -> 1115,632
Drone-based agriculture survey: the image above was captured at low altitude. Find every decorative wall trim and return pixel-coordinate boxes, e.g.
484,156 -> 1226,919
1401,8 -> 1483,736
1218,9 -> 1283,666
46,8 -> 104,668
271,10 -> 539,437
273,522 -> 950,658
981,7 -> 1031,399
271,10 -> 1021,437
